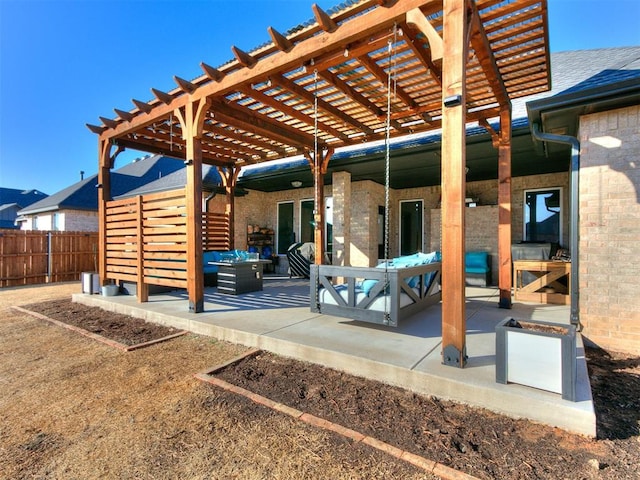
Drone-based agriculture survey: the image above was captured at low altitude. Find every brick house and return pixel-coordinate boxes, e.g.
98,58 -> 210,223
17,155 -> 184,232
232,47 -> 640,354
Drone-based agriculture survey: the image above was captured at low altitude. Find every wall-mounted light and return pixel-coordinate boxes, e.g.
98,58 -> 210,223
444,95 -> 462,108
95,183 -> 103,189
184,159 -> 193,166
291,180 -> 303,188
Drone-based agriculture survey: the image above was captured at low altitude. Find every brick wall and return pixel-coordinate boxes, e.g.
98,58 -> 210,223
235,185 -> 333,253
430,206 -> 499,283
332,171 -> 351,266
64,209 -> 99,232
578,105 -> 640,354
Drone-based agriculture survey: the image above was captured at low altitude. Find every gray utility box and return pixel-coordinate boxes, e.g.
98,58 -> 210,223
216,261 -> 264,295
496,318 -> 577,401
81,272 -> 100,294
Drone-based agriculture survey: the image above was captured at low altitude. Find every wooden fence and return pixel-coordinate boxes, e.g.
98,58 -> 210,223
0,229 -> 98,287
105,189 -> 229,290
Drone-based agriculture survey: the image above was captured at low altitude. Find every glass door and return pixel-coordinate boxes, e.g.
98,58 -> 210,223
276,201 -> 294,254
399,200 -> 423,255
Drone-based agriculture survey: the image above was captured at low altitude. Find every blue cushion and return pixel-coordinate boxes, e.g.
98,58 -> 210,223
397,252 -> 439,288
203,251 -> 222,274
465,252 -> 489,273
359,262 -> 393,296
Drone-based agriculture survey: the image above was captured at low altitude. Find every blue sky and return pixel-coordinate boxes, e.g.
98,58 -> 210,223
1,0 -> 639,195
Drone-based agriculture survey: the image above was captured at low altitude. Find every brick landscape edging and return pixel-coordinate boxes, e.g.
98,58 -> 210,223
12,305 -> 188,352
196,349 -> 480,480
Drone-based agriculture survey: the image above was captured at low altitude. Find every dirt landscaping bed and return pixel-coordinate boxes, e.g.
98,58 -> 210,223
209,349 -> 640,479
20,298 -> 184,349
3,286 -> 639,479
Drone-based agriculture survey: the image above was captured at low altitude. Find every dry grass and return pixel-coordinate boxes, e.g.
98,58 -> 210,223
0,283 -> 433,480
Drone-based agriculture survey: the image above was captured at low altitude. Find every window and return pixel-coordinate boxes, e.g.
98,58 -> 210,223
300,199 -> 314,243
33,216 -> 39,230
53,213 -> 61,231
524,188 -> 562,244
325,197 -> 333,257
299,198 -> 333,254
399,200 -> 423,255
276,201 -> 294,254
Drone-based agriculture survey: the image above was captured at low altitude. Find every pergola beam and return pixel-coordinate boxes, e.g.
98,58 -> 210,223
467,0 -> 510,109
270,74 -> 375,136
203,122 -> 288,157
319,68 -> 404,131
210,100 -> 316,149
240,85 -> 348,141
97,0 -> 443,141
268,26 -> 293,52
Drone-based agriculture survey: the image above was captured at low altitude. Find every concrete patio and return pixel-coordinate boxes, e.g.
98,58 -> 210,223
74,276 -> 595,437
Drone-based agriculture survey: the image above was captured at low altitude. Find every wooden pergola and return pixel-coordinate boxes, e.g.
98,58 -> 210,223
89,0 -> 550,367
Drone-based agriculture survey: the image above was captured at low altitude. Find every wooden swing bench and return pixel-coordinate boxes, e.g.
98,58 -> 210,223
310,256 -> 442,328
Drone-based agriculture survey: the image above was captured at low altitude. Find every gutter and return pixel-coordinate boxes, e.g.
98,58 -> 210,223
531,123 -> 581,330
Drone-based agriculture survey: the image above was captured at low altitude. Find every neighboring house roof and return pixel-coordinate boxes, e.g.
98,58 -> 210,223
118,164 -> 223,198
0,188 -> 48,228
0,188 -> 48,209
18,155 -> 184,216
238,46 -> 640,191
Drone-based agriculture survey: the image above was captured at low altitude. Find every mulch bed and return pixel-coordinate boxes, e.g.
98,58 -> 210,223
19,299 -> 186,351
209,348 -> 640,480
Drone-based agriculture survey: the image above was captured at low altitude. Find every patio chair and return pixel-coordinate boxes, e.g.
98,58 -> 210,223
287,242 -> 314,278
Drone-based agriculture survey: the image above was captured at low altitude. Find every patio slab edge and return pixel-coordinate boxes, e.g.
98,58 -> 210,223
73,293 -> 596,437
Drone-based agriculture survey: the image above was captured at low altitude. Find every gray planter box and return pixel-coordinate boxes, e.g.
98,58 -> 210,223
496,318 -> 577,401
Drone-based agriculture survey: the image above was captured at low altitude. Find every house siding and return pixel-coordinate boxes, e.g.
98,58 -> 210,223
579,105 -> 640,354
20,209 -> 98,232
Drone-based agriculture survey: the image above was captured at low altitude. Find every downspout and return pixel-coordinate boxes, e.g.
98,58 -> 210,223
531,123 -> 581,329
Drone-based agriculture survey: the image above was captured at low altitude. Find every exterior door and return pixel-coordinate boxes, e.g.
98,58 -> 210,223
276,201 -> 294,254
399,200 -> 423,255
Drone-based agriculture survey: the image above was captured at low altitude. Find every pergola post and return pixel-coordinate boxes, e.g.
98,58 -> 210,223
440,0 -> 468,367
97,140 -> 112,287
307,148 -> 334,265
176,99 -> 209,313
218,166 -> 240,250
498,106 -> 513,309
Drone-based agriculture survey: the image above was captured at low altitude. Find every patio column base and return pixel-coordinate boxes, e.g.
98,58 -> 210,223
442,344 -> 467,368
499,297 -> 512,309
189,300 -> 204,313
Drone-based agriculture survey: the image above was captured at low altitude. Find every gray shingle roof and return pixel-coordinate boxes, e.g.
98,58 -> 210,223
0,188 -> 48,209
118,164 -> 222,198
18,154 -> 184,215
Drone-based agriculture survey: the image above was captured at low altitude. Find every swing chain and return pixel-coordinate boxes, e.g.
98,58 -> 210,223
382,24 -> 397,324
313,69 -> 321,311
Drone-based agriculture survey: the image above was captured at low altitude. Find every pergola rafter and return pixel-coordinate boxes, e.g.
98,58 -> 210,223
91,0 -> 550,366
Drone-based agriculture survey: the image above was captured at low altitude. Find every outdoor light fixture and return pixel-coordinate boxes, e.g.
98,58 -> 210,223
95,183 -> 102,189
184,159 -> 193,165
291,180 -> 303,188
444,95 -> 462,107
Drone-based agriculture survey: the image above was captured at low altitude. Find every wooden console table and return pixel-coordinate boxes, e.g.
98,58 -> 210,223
513,260 -> 571,305
210,260 -> 271,295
